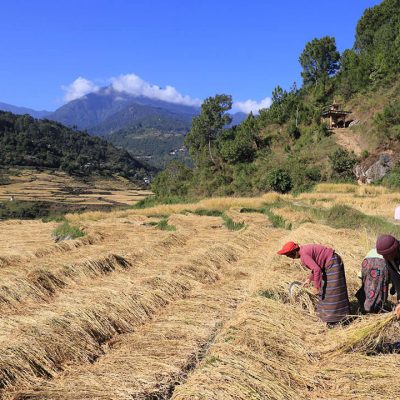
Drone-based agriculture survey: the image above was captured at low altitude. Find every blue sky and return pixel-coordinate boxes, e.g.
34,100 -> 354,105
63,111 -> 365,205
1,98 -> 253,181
0,0 -> 381,112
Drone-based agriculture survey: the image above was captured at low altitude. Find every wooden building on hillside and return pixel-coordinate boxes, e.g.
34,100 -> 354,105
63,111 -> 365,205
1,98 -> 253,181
322,102 -> 352,129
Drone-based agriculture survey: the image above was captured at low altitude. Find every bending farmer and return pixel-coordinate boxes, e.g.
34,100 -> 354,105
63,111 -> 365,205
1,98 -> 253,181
356,248 -> 391,313
277,242 -> 350,324
376,235 -> 400,319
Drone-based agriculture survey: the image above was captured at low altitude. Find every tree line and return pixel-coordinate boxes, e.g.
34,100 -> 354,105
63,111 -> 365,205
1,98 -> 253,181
0,112 -> 149,180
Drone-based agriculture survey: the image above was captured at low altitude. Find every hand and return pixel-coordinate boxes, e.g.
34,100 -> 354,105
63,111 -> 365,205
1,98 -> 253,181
311,287 -> 319,295
302,279 -> 311,288
395,304 -> 400,320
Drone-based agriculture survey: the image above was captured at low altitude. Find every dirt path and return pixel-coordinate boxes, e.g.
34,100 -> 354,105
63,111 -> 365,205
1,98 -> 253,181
332,128 -> 364,156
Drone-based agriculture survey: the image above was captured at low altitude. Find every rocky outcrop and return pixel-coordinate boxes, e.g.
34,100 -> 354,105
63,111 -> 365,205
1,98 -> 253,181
354,153 -> 393,184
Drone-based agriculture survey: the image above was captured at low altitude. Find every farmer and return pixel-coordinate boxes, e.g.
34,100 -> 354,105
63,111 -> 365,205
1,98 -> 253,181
356,248 -> 391,313
376,235 -> 400,319
277,241 -> 350,324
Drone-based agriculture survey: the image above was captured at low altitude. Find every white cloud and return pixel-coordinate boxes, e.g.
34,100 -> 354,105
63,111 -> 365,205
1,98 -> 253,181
110,73 -> 201,107
233,97 -> 272,114
61,74 -> 272,114
62,77 -> 99,102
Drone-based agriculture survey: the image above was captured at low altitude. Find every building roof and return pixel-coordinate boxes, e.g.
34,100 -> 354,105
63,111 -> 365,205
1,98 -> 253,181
321,109 -> 352,117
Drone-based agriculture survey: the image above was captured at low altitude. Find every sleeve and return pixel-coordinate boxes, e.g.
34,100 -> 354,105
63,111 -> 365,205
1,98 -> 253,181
301,254 -> 322,289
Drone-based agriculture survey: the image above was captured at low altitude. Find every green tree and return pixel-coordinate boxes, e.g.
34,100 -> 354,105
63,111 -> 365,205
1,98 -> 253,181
184,94 -> 232,167
259,84 -> 300,126
299,36 -> 340,87
351,0 -> 400,85
219,113 -> 259,163
258,168 -> 292,194
151,161 -> 193,198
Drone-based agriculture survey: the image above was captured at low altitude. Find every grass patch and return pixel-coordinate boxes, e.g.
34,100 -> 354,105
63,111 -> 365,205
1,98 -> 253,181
192,209 -> 223,217
143,221 -> 159,227
53,221 -> 85,240
222,214 -> 246,231
131,196 -> 158,209
42,214 -> 66,223
156,218 -> 176,231
239,207 -> 264,214
146,213 -> 169,218
240,205 -> 292,230
283,202 -> 400,237
132,195 -> 194,210
314,204 -> 400,236
264,207 -> 290,229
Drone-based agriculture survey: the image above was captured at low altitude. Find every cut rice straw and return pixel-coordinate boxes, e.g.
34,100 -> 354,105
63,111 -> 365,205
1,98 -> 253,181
331,313 -> 397,354
289,285 -> 318,316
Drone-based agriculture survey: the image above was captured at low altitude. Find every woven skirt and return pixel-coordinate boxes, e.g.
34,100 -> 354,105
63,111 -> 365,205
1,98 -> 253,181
317,253 -> 350,323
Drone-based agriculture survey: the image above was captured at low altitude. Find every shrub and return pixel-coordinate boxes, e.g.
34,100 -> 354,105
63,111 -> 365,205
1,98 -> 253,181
266,168 -> 293,193
316,122 -> 330,138
291,165 -> 322,194
329,149 -> 357,180
381,167 -> 400,189
53,221 -> 84,240
287,122 -> 301,139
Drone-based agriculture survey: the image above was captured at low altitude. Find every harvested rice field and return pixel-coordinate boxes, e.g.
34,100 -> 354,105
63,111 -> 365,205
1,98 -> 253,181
0,169 -> 150,209
2,183 -> 400,399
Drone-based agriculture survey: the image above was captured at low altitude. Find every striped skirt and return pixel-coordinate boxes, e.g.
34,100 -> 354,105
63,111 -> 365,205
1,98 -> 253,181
317,253 -> 350,323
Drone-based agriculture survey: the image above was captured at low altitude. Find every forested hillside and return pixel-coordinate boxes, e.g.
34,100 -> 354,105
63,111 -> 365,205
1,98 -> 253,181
0,112 -> 149,180
152,0 -> 400,199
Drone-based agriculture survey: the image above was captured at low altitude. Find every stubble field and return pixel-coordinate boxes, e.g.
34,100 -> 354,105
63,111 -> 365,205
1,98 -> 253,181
1,183 -> 400,399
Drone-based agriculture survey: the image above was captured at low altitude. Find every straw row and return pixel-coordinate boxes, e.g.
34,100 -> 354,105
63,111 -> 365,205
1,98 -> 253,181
0,224 -> 263,395
7,225 -> 278,399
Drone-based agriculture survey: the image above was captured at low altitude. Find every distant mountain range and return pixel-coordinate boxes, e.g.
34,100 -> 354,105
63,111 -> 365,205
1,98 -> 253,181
0,89 -> 247,168
0,102 -> 50,119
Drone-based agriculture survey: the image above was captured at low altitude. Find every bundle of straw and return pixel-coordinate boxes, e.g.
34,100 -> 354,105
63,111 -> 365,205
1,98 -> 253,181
288,282 -> 317,315
333,313 -> 397,354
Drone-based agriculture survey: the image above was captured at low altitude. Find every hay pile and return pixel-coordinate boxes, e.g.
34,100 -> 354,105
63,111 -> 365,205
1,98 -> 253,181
288,282 -> 318,315
171,297 -> 319,400
330,313 -> 399,354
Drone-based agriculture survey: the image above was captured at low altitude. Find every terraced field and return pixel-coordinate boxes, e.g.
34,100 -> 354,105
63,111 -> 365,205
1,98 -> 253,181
0,169 -> 149,209
1,184 -> 400,399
